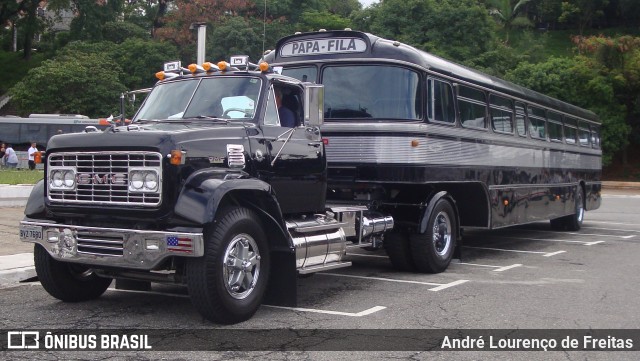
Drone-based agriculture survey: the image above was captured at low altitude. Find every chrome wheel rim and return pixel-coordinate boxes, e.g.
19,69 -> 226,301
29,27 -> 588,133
222,234 -> 261,299
432,211 -> 452,256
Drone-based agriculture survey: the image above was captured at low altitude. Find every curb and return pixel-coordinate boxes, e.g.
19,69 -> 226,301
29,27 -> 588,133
0,253 -> 36,287
0,185 -> 34,207
601,181 -> 640,190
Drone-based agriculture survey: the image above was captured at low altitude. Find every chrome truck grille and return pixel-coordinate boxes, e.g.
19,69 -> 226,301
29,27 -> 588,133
47,151 -> 163,207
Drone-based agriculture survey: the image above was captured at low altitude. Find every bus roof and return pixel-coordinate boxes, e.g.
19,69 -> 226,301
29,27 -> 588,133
267,30 -> 599,123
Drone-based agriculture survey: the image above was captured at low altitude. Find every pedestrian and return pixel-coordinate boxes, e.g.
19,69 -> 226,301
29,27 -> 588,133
4,144 -> 18,169
28,142 -> 38,170
0,143 -> 5,168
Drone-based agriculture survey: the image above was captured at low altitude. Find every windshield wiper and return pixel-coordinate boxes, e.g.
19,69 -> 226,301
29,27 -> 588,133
187,115 -> 229,123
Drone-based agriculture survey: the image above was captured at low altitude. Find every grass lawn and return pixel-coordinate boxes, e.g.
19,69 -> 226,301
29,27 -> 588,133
0,169 -> 44,185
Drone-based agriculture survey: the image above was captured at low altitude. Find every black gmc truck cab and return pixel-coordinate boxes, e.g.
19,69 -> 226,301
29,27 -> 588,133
19,58 -> 394,323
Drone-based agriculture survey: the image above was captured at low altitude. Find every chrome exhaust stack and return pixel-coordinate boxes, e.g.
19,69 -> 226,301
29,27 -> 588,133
287,207 -> 395,274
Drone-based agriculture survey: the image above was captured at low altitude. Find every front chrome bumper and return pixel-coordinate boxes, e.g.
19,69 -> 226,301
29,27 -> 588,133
19,218 -> 204,270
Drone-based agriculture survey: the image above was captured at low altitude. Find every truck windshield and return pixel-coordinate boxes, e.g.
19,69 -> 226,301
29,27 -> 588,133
134,77 -> 262,122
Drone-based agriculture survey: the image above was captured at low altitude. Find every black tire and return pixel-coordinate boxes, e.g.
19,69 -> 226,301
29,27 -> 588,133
187,207 -> 270,324
383,232 -> 416,272
550,186 -> 585,231
34,244 -> 112,302
409,198 -> 456,273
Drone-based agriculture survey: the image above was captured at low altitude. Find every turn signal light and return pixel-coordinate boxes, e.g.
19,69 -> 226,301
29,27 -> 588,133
169,150 -> 186,165
34,151 -> 42,164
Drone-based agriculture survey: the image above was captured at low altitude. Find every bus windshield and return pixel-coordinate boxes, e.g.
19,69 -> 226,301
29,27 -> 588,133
284,65 -> 422,120
134,77 -> 262,122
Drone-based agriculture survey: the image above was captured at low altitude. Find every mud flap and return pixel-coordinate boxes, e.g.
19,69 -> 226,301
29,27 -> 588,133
262,248 -> 297,307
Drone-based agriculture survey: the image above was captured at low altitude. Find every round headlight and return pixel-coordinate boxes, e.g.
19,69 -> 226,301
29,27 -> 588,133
63,171 -> 75,187
130,172 -> 144,190
144,172 -> 158,190
51,171 -> 63,187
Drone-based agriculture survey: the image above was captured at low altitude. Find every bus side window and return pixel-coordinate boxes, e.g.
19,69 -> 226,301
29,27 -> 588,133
515,102 -> 527,136
591,125 -> 601,149
578,120 -> 591,147
547,111 -> 563,142
457,85 -> 486,129
564,117 -> 578,145
489,94 -> 513,134
527,106 -> 547,139
427,78 -> 455,123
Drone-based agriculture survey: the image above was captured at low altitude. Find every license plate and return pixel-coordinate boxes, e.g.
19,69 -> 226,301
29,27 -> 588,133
20,225 -> 43,241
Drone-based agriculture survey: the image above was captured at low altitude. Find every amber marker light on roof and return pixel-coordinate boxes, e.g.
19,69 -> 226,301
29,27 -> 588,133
259,62 -> 270,72
218,61 -> 229,71
188,63 -> 198,73
202,62 -> 215,71
156,71 -> 165,80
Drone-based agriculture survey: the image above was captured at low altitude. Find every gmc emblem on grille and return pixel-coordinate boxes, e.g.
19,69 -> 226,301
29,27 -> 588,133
76,173 -> 127,185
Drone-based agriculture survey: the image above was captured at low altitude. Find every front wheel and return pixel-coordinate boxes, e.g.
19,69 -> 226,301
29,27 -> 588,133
409,198 -> 457,273
34,244 -> 112,302
187,207 -> 270,324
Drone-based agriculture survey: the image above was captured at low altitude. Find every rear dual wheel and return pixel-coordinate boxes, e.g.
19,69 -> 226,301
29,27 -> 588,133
550,186 -> 585,231
384,198 -> 456,274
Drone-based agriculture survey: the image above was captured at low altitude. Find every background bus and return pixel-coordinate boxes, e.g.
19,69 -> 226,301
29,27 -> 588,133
0,114 -> 110,152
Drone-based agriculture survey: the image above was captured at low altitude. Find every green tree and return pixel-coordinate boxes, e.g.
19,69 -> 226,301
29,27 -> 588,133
487,0 -> 533,43
573,35 -> 640,164
506,56 -> 629,165
361,0 -> 497,61
9,52 -> 127,117
297,10 -> 351,32
47,0 -> 125,41
559,0 -> 609,35
110,38 -> 179,89
102,21 -> 150,44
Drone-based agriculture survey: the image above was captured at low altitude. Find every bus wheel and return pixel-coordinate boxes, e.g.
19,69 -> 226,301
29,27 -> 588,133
551,186 -> 585,232
34,244 -> 112,302
409,199 -> 456,273
187,207 -> 270,324
383,232 -> 416,272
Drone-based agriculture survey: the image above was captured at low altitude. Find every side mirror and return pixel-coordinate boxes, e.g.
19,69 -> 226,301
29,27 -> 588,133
303,84 -> 324,127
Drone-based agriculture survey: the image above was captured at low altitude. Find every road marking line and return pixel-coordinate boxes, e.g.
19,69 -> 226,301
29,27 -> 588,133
582,226 -> 640,233
587,220 -> 638,226
455,262 -> 522,272
107,288 -> 386,317
514,229 -> 632,239
428,280 -> 469,292
585,241 -> 605,246
497,236 -> 601,246
569,233 -> 633,239
264,305 -> 386,317
319,272 -> 443,286
464,246 -> 566,258
456,262 -> 497,268
543,251 -> 567,257
493,264 -> 523,272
